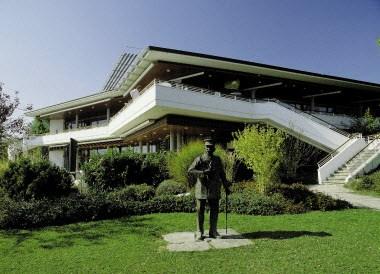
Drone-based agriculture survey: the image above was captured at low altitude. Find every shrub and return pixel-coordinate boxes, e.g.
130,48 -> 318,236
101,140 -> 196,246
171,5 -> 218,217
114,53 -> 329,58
0,184 -> 352,229
230,180 -> 257,193
347,170 -> 380,194
167,140 -> 229,187
82,150 -> 169,191
0,160 -> 8,178
233,125 -> 286,194
220,191 -> 293,215
0,192 -> 196,229
107,184 -> 155,202
156,180 -> 187,196
0,158 -> 75,200
141,153 -> 169,187
268,183 -> 352,211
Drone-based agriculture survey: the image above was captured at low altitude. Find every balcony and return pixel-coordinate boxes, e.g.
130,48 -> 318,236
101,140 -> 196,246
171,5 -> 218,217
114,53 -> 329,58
25,79 -> 350,152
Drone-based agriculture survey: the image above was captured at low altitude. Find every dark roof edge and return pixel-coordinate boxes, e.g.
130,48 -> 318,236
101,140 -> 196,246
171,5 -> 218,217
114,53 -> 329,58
147,46 -> 380,88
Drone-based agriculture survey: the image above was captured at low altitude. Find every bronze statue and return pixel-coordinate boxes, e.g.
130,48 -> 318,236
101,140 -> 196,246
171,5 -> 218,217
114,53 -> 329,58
188,138 -> 231,240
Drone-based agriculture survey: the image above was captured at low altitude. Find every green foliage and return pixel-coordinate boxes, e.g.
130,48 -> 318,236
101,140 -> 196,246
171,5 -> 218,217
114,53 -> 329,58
29,117 -> 49,135
167,141 -> 203,186
26,147 -> 49,162
155,180 -> 187,196
268,183 -> 352,211
0,158 -> 75,200
107,184 -> 155,202
279,135 -> 323,183
82,150 -> 169,191
141,152 -> 169,186
351,108 -> 380,135
0,192 -> 196,229
233,124 -> 286,194
220,190 -> 296,215
347,170 -> 380,195
0,182 -> 352,229
167,140 -> 229,187
0,160 -> 9,178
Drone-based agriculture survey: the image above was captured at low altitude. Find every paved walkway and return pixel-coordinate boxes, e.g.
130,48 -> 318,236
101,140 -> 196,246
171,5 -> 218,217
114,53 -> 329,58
308,184 -> 380,210
163,229 -> 252,252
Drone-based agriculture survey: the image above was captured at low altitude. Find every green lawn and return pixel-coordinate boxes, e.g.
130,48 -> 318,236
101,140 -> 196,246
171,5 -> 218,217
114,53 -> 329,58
1,209 -> 380,274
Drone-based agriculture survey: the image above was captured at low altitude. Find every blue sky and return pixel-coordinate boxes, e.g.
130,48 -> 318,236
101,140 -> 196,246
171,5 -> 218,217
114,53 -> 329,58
0,0 -> 379,111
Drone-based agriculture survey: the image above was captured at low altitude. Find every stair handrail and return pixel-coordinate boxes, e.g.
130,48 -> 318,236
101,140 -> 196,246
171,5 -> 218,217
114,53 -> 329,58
153,79 -> 351,138
272,100 -> 350,137
317,133 -> 362,168
347,138 -> 380,180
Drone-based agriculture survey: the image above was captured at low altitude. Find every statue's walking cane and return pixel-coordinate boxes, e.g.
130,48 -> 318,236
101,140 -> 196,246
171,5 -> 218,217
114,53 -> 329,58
225,190 -> 228,235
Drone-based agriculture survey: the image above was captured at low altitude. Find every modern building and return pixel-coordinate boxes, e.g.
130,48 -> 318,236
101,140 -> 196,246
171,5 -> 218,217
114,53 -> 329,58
24,46 -> 380,184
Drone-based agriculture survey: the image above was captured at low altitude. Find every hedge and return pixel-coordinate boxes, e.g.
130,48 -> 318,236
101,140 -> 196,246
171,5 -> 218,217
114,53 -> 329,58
0,186 -> 352,229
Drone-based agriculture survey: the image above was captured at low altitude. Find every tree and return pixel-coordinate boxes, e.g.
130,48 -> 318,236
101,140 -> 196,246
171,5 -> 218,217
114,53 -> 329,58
29,117 -> 49,135
351,108 -> 380,135
233,124 -> 285,194
280,135 -> 323,183
0,88 -> 31,159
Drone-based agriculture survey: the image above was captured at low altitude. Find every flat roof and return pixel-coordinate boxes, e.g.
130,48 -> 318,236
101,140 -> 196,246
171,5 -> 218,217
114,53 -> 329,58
28,45 -> 380,117
120,46 -> 380,93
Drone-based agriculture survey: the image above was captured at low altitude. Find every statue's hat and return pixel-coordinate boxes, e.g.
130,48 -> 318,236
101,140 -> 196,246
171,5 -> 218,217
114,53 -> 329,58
204,138 -> 215,146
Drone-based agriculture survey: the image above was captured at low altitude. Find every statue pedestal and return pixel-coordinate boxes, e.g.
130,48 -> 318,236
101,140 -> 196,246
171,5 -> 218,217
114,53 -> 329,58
163,229 -> 252,252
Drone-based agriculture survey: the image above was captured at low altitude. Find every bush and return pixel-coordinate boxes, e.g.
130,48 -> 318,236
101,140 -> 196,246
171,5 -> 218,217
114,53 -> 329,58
233,125 -> 286,194
0,183 -> 352,229
156,180 -> 187,196
141,153 -> 169,187
220,191 -> 295,215
107,184 -> 155,202
0,160 -> 9,178
0,158 -> 75,200
167,140 -> 229,187
82,150 -> 169,191
0,192 -> 196,229
269,183 -> 352,211
347,170 -> 380,194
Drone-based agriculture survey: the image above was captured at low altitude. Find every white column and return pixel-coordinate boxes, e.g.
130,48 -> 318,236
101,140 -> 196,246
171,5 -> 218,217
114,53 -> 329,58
106,107 -> 111,123
75,113 -> 79,128
170,129 -> 175,151
176,131 -> 182,152
251,90 -> 256,99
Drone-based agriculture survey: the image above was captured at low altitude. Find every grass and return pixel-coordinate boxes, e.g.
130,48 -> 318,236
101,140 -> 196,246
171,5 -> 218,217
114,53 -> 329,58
345,178 -> 380,198
0,209 -> 380,274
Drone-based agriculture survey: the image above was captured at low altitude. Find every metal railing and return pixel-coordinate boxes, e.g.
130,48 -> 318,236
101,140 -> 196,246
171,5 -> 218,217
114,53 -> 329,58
28,79 -> 351,144
153,79 -> 350,137
317,136 -> 358,167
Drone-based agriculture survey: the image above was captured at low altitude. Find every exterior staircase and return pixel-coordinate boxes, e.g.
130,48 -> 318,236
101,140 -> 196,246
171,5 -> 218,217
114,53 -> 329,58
322,139 -> 380,184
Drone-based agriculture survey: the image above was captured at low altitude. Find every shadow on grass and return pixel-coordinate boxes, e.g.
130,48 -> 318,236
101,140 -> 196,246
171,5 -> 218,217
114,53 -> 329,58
1,216 -> 163,251
240,231 -> 332,240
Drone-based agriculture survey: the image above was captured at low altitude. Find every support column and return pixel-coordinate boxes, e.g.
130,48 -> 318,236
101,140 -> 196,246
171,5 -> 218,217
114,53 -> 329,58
139,140 -> 143,154
75,113 -> 79,128
251,90 -> 256,100
311,97 -> 315,112
106,107 -> 111,123
146,142 -> 150,153
170,129 -> 176,151
176,131 -> 182,152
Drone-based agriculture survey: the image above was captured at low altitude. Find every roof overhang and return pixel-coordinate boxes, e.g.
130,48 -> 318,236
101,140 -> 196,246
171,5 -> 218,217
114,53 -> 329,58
120,46 -> 380,95
26,89 -> 123,118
